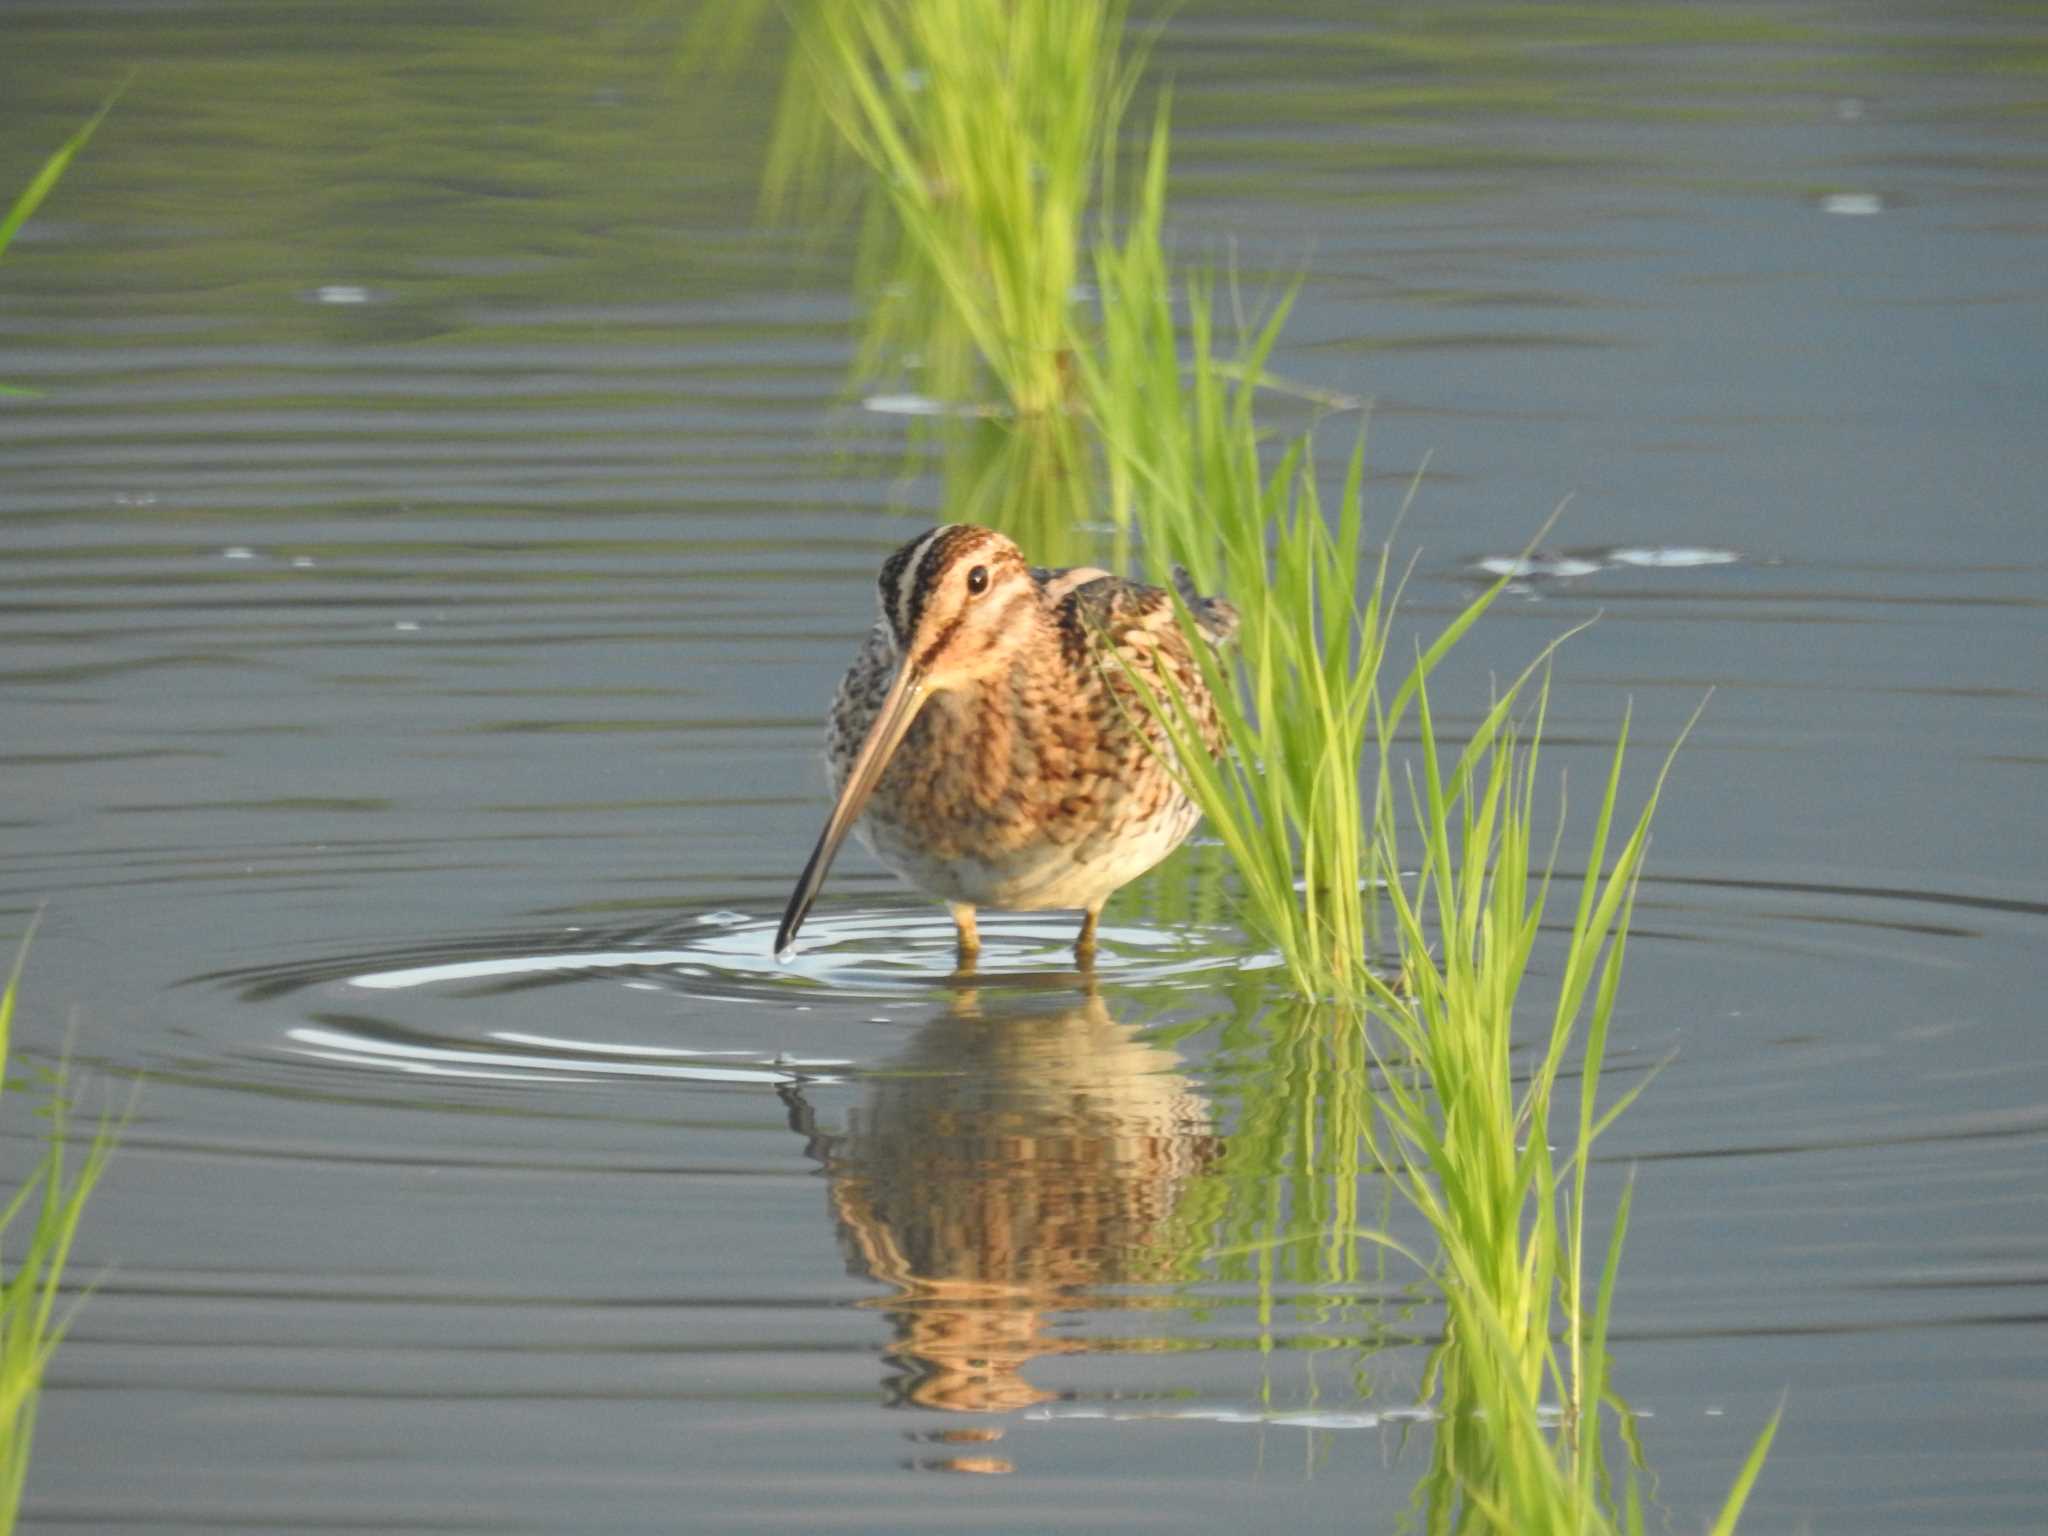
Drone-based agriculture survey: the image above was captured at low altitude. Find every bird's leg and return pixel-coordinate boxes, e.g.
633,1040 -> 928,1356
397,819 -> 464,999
949,902 -> 981,964
1074,901 -> 1104,968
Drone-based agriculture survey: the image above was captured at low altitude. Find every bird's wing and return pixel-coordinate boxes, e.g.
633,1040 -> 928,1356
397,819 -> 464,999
1056,577 -> 1229,755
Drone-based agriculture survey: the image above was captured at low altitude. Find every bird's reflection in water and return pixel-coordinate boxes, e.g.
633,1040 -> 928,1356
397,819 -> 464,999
782,981 -> 1218,1460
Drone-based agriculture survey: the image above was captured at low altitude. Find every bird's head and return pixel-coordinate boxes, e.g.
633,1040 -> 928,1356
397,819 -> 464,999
875,524 -> 1043,691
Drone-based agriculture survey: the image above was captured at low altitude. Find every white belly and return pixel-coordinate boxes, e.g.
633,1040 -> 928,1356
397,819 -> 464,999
856,793 -> 1199,912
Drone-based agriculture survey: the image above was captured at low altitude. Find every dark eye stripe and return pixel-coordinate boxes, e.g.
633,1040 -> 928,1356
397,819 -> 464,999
913,611 -> 967,672
880,526 -> 949,646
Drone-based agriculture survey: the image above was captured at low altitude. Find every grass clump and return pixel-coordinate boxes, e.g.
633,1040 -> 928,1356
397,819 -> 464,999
0,929 -> 117,1535
702,0 -> 1149,420
1377,681 -> 1656,1447
1081,247 -> 1510,997
1361,682 -> 1779,1534
1083,100 -> 1777,1529
1187,685 -> 1777,1533
1074,102 -> 1523,999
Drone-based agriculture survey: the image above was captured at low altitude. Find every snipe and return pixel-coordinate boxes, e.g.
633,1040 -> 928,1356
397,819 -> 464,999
775,524 -> 1236,963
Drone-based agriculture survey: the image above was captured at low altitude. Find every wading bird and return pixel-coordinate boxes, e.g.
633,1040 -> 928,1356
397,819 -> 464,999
775,524 -> 1237,964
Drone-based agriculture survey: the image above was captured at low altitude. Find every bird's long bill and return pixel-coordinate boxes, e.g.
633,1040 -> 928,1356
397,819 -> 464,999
774,662 -> 930,958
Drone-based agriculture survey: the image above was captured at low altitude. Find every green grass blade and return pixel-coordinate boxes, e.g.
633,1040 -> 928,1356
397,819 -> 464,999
0,86 -> 124,261
1706,1402 -> 1783,1536
0,926 -> 120,1536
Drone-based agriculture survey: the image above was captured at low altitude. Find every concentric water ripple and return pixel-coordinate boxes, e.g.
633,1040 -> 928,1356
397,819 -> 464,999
172,907 -> 1264,1096
199,906 -> 1261,1005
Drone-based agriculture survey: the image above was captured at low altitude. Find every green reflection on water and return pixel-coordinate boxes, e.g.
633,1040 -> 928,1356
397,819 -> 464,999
2,2 -> 785,330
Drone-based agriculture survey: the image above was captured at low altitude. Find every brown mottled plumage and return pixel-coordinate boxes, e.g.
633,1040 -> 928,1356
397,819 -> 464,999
776,524 -> 1236,961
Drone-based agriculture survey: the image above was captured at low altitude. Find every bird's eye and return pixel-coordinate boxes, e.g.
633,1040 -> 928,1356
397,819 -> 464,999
965,565 -> 990,596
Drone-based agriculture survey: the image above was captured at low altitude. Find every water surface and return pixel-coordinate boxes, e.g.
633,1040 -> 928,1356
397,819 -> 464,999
4,2 -> 2046,1531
